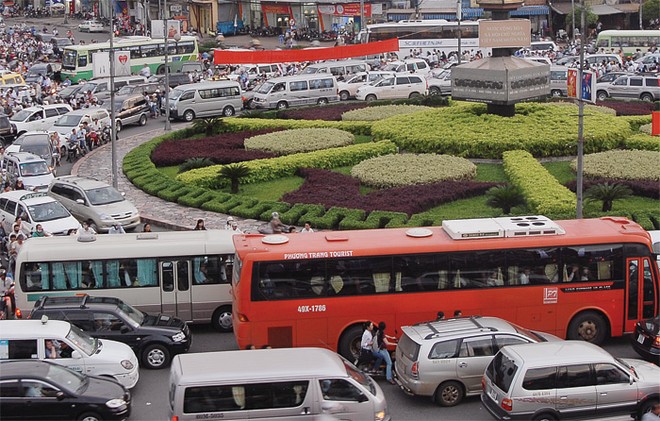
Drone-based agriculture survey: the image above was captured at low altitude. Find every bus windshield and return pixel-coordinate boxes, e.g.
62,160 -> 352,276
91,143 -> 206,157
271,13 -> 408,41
62,50 -> 77,68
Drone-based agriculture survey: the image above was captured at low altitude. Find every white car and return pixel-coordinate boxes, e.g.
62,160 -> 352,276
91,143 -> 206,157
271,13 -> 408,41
427,69 -> 452,96
78,20 -> 104,33
355,74 -> 427,101
48,107 -> 111,140
0,190 -> 80,236
337,71 -> 395,100
10,104 -> 72,136
381,58 -> 431,75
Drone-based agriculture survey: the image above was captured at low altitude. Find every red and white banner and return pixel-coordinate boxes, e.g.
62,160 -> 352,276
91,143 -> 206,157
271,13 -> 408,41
261,3 -> 292,14
214,38 -> 399,65
317,4 -> 372,17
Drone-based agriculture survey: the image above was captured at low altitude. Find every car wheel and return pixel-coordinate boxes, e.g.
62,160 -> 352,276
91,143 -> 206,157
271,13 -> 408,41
183,110 -> 195,122
338,325 -> 363,362
365,94 -> 377,102
409,92 -> 422,98
434,381 -> 464,407
78,412 -> 102,421
222,106 -> 235,117
89,221 -> 99,233
142,343 -> 170,369
247,98 -> 255,109
596,91 -> 608,101
139,113 -> 148,126
429,86 -> 440,95
212,306 -> 233,332
640,93 -> 654,102
317,97 -> 328,105
551,89 -> 562,97
339,91 -> 350,101
567,311 -> 608,344
276,101 -> 288,110
532,413 -> 558,421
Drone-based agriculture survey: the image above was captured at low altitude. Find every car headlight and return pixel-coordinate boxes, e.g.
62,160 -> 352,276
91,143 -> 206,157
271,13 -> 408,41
172,331 -> 186,342
99,213 -> 114,222
375,409 -> 386,421
120,359 -> 134,370
106,398 -> 127,409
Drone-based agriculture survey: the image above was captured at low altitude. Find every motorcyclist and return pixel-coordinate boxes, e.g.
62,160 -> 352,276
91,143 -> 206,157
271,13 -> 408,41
0,268 -> 15,319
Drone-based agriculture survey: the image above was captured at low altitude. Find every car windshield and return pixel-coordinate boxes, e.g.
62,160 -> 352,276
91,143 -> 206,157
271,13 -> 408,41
255,81 -> 274,94
10,109 -> 32,122
19,161 -> 50,176
117,301 -> 145,326
54,114 -> 83,127
46,361 -> 87,392
84,186 -> 124,205
29,201 -> 71,222
382,64 -> 399,72
66,324 -> 97,356
78,82 -> 97,93
20,142 -> 51,158
116,86 -> 134,95
168,88 -> 183,100
59,86 -> 79,96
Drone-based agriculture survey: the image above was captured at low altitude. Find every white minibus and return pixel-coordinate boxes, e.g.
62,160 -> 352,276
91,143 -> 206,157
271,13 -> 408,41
252,74 -> 339,110
168,80 -> 243,121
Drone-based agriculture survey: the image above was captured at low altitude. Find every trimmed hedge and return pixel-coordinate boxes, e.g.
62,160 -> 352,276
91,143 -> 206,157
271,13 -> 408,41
223,118 -> 373,136
573,150 -> 660,181
371,102 -> 631,158
503,150 -> 576,214
341,105 -> 431,121
623,133 -> 660,151
177,141 -> 397,187
244,128 -> 354,155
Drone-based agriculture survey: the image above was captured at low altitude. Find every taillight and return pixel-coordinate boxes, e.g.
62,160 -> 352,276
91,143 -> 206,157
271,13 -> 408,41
237,313 -> 249,322
481,376 -> 486,391
501,398 -> 513,411
171,416 -> 178,421
653,336 -> 660,349
411,361 -> 419,378
15,308 -> 22,319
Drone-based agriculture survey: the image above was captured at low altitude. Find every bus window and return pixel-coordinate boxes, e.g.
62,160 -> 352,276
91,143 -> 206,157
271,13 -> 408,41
162,262 -> 174,292
78,54 -> 87,68
193,256 -> 230,285
562,244 -> 623,283
507,248 -> 559,285
643,259 -> 655,319
177,261 -> 189,291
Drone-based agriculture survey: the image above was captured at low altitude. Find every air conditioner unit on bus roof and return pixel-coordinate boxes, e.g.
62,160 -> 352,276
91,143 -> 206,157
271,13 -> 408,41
441,216 -> 566,240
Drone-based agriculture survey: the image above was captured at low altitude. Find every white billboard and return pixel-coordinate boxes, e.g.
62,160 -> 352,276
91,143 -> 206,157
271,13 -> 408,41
151,20 -> 181,39
92,51 -> 131,78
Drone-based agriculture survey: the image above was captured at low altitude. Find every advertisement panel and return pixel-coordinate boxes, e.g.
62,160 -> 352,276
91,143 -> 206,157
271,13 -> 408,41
317,4 -> 372,17
479,20 -> 531,48
567,68 -> 596,103
151,20 -> 181,39
92,51 -> 131,78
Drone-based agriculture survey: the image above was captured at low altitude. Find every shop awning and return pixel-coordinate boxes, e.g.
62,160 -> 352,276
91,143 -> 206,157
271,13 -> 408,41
387,13 -> 410,21
423,13 -> 455,19
590,4 -> 624,15
510,5 -> 549,16
214,38 -> 400,64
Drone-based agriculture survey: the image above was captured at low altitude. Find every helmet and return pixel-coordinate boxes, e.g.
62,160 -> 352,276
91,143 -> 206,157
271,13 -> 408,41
271,212 -> 279,218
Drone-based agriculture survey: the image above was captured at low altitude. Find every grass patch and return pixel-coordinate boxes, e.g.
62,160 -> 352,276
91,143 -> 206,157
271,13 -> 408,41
415,196 -> 531,222
159,166 -> 179,179
233,175 -> 304,201
543,161 -> 575,184
475,163 -> 507,182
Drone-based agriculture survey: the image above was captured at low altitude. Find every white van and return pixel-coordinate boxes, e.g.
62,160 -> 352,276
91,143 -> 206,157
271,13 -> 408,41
169,347 -> 390,421
168,81 -> 243,122
0,190 -> 79,236
252,74 -> 339,110
301,60 -> 371,77
382,58 -> 431,75
228,64 -> 283,82
0,319 -> 139,389
9,104 -> 73,135
2,152 -> 54,192
549,65 -> 568,97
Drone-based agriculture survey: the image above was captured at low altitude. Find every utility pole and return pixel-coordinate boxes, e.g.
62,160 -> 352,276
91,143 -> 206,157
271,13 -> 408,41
457,0 -> 462,64
639,0 -> 643,29
415,0 -> 420,19
163,0 -> 171,130
109,1 -> 118,188
359,0 -> 364,33
576,0 -> 586,218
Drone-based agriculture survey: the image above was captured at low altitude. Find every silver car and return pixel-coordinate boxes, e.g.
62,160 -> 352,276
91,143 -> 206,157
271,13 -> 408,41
395,316 -> 560,407
482,341 -> 660,420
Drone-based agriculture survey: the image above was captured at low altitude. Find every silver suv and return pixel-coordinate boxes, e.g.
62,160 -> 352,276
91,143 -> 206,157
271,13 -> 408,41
597,74 -> 660,102
482,341 -> 660,420
395,316 -> 560,407
47,175 -> 140,232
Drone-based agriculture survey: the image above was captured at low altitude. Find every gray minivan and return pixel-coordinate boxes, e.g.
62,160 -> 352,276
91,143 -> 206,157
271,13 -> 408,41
252,74 -> 339,109
168,81 -> 242,121
169,347 -> 390,421
549,66 -> 568,97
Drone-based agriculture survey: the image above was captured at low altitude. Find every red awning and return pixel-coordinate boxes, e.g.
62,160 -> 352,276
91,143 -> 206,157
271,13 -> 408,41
214,38 -> 399,65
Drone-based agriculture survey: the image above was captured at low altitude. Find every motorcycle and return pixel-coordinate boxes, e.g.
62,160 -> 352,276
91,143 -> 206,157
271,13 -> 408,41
64,137 -> 82,162
0,278 -> 15,320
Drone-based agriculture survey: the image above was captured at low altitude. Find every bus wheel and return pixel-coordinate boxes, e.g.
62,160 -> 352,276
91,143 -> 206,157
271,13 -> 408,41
338,325 -> 363,362
567,311 -> 607,344
212,306 -> 233,332
156,65 -> 166,75
142,343 -> 170,369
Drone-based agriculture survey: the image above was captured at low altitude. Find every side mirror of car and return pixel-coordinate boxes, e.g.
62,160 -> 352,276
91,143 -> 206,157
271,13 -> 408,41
71,350 -> 82,359
75,199 -> 85,205
56,391 -> 65,401
120,325 -> 130,334
357,393 -> 369,403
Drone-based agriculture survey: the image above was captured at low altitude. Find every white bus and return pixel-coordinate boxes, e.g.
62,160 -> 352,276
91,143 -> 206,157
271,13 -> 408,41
358,19 -> 486,59
61,35 -> 199,83
14,230 -> 236,331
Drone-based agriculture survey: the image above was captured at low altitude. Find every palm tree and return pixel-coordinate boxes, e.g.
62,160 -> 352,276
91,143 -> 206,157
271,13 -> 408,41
192,117 -> 224,136
585,182 -> 632,212
218,163 -> 251,194
485,185 -> 525,215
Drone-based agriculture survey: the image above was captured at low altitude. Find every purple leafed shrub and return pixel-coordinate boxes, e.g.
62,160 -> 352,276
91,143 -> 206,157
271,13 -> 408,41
282,169 -> 499,215
595,100 -> 655,116
565,178 -> 660,199
151,129 -> 280,167
278,103 -> 369,121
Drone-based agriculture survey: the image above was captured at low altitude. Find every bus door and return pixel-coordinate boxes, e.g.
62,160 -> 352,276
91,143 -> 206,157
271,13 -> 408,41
160,260 -> 193,322
625,258 -> 657,333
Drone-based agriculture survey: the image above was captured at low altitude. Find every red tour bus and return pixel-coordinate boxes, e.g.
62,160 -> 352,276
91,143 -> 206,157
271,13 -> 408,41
231,216 -> 659,359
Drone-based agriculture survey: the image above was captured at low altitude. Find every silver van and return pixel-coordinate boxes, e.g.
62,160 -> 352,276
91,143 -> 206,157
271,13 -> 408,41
395,316 -> 560,407
169,347 -> 390,421
301,60 -> 371,77
252,74 -> 339,110
168,80 -> 243,121
549,66 -> 568,97
481,341 -> 660,420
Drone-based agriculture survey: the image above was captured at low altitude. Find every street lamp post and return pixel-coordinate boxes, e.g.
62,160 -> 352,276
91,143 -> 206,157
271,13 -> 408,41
571,0 -> 576,43
457,0 -> 462,64
163,0 -> 171,130
109,2 -> 118,188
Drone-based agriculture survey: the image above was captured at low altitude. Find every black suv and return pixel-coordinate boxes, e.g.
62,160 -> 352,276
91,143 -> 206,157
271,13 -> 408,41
30,295 -> 192,369
0,113 -> 17,144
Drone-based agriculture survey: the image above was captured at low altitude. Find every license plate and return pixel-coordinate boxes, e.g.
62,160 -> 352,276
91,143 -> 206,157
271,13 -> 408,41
489,389 -> 498,402
637,333 -> 645,344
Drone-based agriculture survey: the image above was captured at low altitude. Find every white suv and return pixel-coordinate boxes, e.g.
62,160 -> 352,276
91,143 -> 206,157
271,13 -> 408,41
356,74 -> 427,101
382,59 -> 431,75
9,104 -> 72,135
47,176 -> 140,233
337,71 -> 395,100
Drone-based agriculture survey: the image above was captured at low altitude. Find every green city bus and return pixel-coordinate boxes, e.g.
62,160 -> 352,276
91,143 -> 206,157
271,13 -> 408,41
61,35 -> 199,83
595,30 -> 660,57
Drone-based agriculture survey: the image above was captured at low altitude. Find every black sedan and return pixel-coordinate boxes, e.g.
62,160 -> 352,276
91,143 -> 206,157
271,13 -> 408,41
631,315 -> 660,364
0,360 -> 131,421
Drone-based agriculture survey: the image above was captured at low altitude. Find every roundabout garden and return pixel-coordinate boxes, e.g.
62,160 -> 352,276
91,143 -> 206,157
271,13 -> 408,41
123,98 -> 660,230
